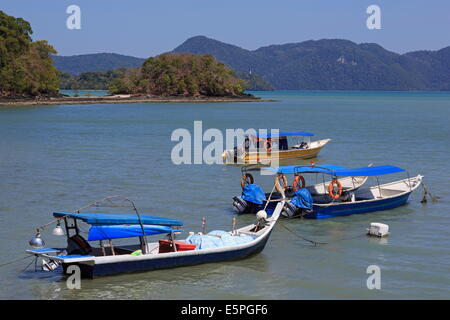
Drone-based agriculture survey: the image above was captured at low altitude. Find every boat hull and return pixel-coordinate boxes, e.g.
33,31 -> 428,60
224,139 -> 331,165
244,146 -> 322,163
305,192 -> 412,219
62,230 -> 272,278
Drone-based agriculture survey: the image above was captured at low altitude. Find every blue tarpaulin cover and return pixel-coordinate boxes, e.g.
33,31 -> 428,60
264,165 -> 405,177
53,212 -> 183,226
255,131 -> 314,138
290,189 -> 313,210
242,184 -> 266,205
185,230 -> 254,250
87,224 -> 174,241
332,165 -> 405,177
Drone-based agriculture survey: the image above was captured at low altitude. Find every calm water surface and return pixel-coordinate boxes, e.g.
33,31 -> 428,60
0,91 -> 449,299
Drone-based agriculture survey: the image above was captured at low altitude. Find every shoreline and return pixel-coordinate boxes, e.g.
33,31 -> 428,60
0,94 -> 273,107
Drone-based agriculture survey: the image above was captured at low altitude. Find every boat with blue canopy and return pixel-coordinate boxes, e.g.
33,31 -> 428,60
264,164 -> 423,219
222,130 -> 331,165
232,163 -> 370,214
26,195 -> 281,278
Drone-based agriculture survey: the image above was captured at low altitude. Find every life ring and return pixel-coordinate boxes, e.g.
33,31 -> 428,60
293,175 -> 306,191
264,139 -> 272,152
328,178 -> 343,199
240,173 -> 254,188
275,174 -> 288,193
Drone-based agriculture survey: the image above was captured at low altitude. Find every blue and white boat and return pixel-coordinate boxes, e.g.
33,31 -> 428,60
271,164 -> 423,219
26,196 -> 282,278
232,164 -> 369,214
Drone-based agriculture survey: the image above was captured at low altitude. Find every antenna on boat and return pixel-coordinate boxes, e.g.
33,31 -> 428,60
232,217 -> 236,235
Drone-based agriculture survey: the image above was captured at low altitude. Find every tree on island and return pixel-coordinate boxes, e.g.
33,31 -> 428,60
0,10 -> 59,98
109,53 -> 246,97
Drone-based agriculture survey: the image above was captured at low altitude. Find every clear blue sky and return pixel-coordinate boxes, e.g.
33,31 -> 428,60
1,0 -> 449,57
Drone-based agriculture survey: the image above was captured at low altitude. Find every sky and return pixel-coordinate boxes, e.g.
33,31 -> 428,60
1,0 -> 449,58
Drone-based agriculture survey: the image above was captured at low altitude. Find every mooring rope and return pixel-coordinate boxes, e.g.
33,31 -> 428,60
278,222 -> 327,246
20,256 -> 37,273
0,255 -> 33,268
421,181 -> 439,203
279,222 -> 366,246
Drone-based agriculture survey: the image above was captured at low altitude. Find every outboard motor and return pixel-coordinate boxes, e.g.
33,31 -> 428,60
232,196 -> 261,214
282,188 -> 314,218
281,201 -> 301,218
232,196 -> 249,214
234,183 -> 266,214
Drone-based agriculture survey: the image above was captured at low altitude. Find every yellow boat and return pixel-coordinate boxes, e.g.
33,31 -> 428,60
222,131 -> 331,165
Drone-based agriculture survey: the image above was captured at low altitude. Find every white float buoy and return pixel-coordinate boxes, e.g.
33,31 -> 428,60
367,222 -> 389,237
256,210 -> 267,221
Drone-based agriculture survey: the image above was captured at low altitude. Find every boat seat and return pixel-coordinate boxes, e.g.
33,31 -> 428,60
67,234 -> 92,255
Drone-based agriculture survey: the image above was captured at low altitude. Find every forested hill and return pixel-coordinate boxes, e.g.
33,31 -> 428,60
0,10 -> 59,98
173,36 -> 450,91
52,53 -> 145,75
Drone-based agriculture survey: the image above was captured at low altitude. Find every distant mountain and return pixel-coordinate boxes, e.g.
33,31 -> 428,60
173,36 -> 450,91
52,53 -> 145,75
51,37 -> 450,91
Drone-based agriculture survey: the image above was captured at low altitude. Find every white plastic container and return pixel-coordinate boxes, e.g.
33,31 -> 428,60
367,223 -> 389,237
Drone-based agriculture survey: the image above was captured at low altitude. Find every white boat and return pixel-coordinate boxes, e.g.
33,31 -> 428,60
232,164 -> 370,214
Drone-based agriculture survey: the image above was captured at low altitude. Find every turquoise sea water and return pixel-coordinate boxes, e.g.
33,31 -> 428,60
0,91 -> 449,299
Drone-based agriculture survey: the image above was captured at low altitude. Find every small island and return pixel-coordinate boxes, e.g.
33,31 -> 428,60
0,10 -> 262,106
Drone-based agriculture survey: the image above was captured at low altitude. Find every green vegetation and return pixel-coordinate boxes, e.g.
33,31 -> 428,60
58,66 -> 272,92
173,35 -> 450,91
0,10 -> 59,97
59,69 -> 127,90
109,53 -> 246,96
236,72 -> 274,91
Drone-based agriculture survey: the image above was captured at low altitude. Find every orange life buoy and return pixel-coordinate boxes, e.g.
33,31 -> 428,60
264,138 -> 272,152
293,175 -> 306,191
241,173 -> 254,189
328,178 -> 343,199
274,174 -> 288,193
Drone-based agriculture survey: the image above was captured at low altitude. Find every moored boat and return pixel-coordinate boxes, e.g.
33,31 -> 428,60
26,196 -> 282,278
222,131 -> 331,165
232,164 -> 370,214
280,164 -> 423,219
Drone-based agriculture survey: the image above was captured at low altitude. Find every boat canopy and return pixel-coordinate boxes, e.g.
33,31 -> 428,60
264,165 -> 405,176
53,212 -> 183,226
254,131 -> 315,138
87,224 -> 176,241
331,165 -> 405,177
